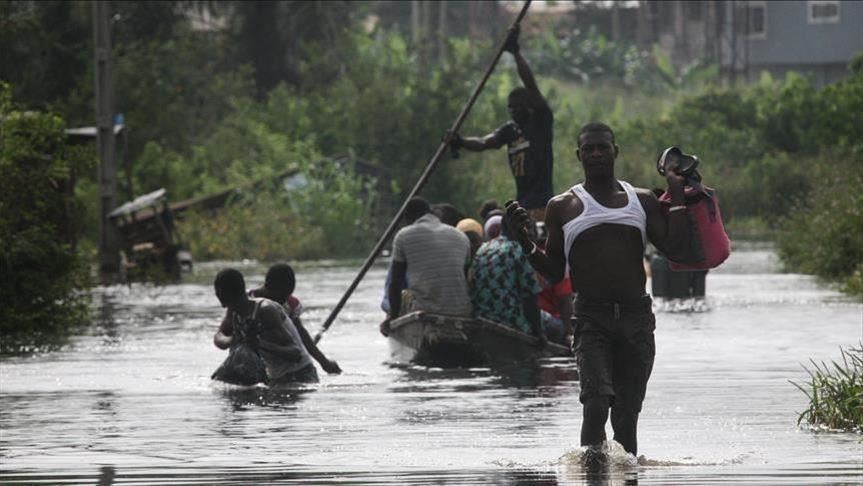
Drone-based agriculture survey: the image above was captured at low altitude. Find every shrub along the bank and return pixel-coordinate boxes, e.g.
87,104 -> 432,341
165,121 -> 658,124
0,82 -> 91,338
794,345 -> 863,433
776,154 -> 863,293
179,159 -> 378,261
616,70 -> 863,293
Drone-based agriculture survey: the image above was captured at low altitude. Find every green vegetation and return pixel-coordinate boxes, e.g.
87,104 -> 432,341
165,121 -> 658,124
615,71 -> 863,295
777,159 -> 863,294
1,1 -> 861,295
0,82 -> 91,338
180,154 -> 379,261
794,345 -> 863,433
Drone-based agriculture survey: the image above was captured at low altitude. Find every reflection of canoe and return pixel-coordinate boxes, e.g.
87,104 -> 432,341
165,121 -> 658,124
387,311 -> 571,368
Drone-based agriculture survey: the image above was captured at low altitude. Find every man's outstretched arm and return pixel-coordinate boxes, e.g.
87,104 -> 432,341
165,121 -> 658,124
448,129 -> 505,152
293,316 -> 342,374
380,260 -> 406,337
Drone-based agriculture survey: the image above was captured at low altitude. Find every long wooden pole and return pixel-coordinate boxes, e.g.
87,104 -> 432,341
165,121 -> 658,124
94,0 -> 120,283
314,1 -> 533,343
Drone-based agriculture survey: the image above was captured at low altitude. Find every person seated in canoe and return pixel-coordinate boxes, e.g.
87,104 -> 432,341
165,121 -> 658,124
249,263 -> 341,375
468,214 -> 545,343
381,201 -> 469,313
213,268 -> 319,385
379,197 -> 473,337
432,202 -> 465,227
478,199 -> 501,225
532,221 -> 574,347
456,217 -> 484,260
483,209 -> 505,241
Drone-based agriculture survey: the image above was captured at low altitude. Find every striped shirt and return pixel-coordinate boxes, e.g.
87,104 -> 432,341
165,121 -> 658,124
392,213 -> 472,316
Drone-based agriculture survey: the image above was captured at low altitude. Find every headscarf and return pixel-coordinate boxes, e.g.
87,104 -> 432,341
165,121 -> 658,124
483,214 -> 503,241
456,218 -> 483,238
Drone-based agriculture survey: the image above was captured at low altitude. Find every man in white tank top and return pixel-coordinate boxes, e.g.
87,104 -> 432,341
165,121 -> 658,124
505,122 -> 689,458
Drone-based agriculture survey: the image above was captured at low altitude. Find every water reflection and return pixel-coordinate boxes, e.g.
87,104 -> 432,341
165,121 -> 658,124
499,468 -> 560,485
2,249 -> 862,485
92,391 -> 120,440
491,359 -> 579,390
388,358 -> 578,391
558,442 -> 640,486
97,465 -> 115,486
215,385 -> 314,412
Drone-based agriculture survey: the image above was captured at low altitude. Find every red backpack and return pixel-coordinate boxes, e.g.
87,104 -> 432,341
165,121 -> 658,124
659,180 -> 731,270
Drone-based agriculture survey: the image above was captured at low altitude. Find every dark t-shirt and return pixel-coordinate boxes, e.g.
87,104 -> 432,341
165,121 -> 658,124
494,106 -> 554,209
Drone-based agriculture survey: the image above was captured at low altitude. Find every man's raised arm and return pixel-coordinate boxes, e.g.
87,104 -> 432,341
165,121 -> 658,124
506,25 -> 550,113
644,170 -> 689,259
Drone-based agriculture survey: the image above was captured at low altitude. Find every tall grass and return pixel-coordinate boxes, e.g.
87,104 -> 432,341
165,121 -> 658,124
793,345 -> 863,433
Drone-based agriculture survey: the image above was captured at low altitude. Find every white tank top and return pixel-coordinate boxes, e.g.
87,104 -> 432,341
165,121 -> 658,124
562,180 -> 647,267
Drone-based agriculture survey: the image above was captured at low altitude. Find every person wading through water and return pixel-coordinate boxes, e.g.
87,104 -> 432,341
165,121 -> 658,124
249,263 -> 342,375
505,122 -> 689,458
213,268 -> 319,385
447,24 -> 553,223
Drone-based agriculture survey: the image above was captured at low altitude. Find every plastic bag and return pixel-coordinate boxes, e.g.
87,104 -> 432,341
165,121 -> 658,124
659,182 -> 731,270
211,342 -> 268,386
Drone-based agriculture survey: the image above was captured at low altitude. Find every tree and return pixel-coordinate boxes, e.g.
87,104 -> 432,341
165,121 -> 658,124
0,82 -> 92,337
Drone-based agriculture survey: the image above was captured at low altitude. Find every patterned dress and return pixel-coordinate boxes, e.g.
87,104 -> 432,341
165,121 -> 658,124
469,236 -> 541,334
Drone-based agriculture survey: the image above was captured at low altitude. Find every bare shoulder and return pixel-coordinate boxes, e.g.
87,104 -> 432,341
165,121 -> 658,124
547,189 -> 583,226
258,300 -> 287,323
548,190 -> 578,209
634,186 -> 659,202
633,186 -> 664,217
632,185 -> 654,196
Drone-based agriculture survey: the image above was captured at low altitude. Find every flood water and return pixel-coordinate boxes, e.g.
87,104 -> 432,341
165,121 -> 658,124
1,243 -> 861,485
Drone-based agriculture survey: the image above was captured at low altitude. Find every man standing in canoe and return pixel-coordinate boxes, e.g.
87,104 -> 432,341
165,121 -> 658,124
505,122 -> 689,457
448,24 -> 553,223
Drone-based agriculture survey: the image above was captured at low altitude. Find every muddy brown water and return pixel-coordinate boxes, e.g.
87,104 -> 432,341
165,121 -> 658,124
1,244 -> 861,484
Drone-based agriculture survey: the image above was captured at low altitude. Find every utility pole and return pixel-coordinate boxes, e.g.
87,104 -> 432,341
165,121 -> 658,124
94,1 -> 120,282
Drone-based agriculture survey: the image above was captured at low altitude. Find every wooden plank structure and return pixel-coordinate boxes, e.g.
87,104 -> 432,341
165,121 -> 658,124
387,311 -> 571,368
108,188 -> 191,280
105,154 -> 393,281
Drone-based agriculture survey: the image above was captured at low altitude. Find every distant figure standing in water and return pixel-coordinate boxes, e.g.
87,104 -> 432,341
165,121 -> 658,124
249,263 -> 341,375
448,24 -> 554,223
505,122 -> 689,457
214,268 -> 319,385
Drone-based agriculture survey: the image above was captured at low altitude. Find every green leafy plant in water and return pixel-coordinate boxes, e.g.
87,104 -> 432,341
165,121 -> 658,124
793,344 -> 863,433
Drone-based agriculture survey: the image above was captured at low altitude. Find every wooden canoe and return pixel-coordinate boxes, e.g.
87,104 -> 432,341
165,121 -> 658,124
387,311 -> 572,368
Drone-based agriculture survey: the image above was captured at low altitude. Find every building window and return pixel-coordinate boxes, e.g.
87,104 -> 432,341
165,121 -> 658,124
808,1 -> 840,24
743,1 -> 767,39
